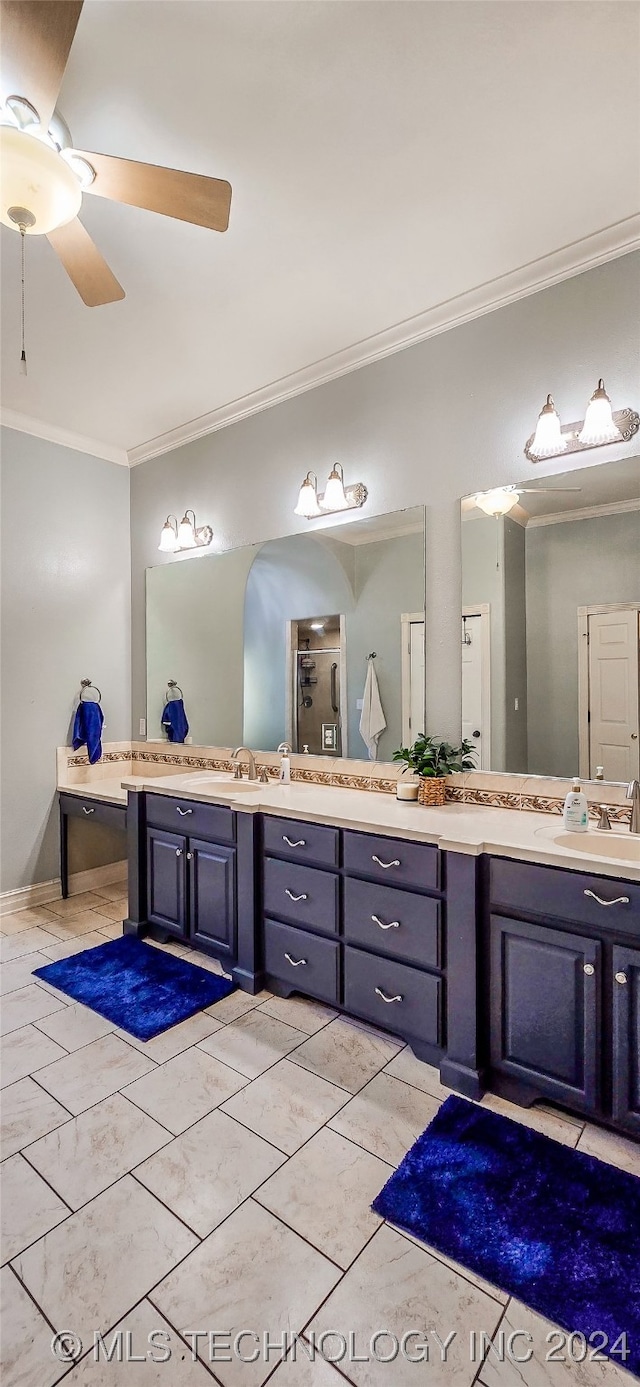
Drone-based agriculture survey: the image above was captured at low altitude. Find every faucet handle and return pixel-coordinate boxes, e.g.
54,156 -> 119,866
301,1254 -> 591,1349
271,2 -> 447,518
232,761 -> 243,780
597,805 -> 612,831
627,778 -> 640,798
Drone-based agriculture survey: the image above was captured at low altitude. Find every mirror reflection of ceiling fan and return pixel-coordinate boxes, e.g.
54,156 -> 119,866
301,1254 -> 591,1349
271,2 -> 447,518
0,0 -> 232,306
466,484 -> 582,519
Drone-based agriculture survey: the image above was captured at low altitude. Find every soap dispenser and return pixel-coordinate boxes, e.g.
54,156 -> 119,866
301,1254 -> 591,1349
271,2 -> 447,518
277,742 -> 291,784
563,779 -> 589,832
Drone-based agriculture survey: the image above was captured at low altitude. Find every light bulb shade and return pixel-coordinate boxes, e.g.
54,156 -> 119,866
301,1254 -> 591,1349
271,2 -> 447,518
177,512 -> 196,548
158,518 -> 178,553
529,395 -> 566,459
578,379 -> 622,446
294,473 -> 321,518
0,125 -> 82,234
321,464 -> 349,511
475,488 -> 520,518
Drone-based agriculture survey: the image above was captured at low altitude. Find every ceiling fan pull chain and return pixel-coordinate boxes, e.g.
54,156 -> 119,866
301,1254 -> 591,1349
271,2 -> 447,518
20,225 -> 27,376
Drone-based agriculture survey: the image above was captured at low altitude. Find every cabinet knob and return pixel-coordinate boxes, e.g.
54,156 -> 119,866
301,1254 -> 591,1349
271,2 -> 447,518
175,849 -> 182,857
186,852 -> 193,860
615,971 -> 628,985
583,963 -> 595,976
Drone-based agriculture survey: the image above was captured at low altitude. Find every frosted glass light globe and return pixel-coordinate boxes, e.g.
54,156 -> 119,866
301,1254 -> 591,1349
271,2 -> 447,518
475,488 -> 519,517
529,395 -> 566,459
578,380 -> 622,446
0,125 -> 82,234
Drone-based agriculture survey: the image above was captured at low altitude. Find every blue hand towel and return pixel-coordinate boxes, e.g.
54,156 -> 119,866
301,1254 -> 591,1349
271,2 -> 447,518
162,698 -> 189,743
72,700 -> 104,765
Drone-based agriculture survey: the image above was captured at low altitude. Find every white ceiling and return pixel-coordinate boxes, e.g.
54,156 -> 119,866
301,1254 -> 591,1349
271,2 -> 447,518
1,0 -> 639,460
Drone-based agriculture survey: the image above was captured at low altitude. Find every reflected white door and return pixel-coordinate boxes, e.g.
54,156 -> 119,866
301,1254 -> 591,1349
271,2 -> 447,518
588,608 -> 640,781
401,614 -> 425,743
462,614 -> 484,768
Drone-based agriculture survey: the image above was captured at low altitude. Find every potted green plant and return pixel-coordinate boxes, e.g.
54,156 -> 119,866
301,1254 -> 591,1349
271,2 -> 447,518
393,734 -> 476,806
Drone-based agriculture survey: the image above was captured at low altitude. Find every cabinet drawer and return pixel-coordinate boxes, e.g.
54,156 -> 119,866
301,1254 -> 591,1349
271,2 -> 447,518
344,946 -> 442,1048
343,830 -> 439,893
263,816 -> 339,868
146,794 -> 235,845
264,919 -> 339,1004
344,878 -> 441,969
263,857 -> 338,935
60,793 -> 126,833
490,858 -> 640,936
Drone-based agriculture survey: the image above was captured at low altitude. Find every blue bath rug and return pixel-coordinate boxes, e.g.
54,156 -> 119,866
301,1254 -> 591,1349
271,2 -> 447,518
372,1095 -> 640,1377
33,935 -> 235,1041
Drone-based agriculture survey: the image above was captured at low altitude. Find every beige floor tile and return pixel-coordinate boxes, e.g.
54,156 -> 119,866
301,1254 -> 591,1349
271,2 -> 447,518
13,1175 -> 198,1345
43,892 -> 107,919
255,1126 -> 390,1269
0,952 -> 53,996
26,1092 -> 171,1209
222,1056 -> 349,1155
39,931 -> 111,962
94,921 -> 124,941
383,1047 -> 454,1100
479,1093 -> 581,1147
198,1010 -> 306,1080
153,1198 -> 341,1387
292,1017 -> 402,1094
38,910 -> 116,940
204,989 -> 272,1023
0,1264 -> 67,1387
309,1224 -> 504,1387
92,880 -> 129,904
35,1034 -> 157,1115
65,1299 -> 214,1384
258,993 -> 338,1035
577,1122 -> 640,1176
89,899 -> 128,923
268,1352 -> 347,1386
1,1024 -> 68,1088
124,1046 -> 248,1134
1,1076 -> 70,1159
329,1071 -> 441,1166
1,1153 -> 69,1263
0,906 -> 58,934
135,1108 -> 285,1236
114,1009 -> 223,1063
0,927 -> 60,964
389,1224 -> 509,1306
479,1299 -> 634,1387
0,984 -> 67,1036
36,1004 -> 114,1052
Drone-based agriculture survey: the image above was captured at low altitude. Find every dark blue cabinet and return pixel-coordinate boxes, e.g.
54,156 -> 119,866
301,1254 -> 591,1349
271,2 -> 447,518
147,827 -> 187,938
189,838 -> 236,957
612,945 -> 640,1134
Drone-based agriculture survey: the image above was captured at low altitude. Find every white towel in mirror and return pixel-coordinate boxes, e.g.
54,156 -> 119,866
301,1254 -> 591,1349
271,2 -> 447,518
359,660 -> 387,760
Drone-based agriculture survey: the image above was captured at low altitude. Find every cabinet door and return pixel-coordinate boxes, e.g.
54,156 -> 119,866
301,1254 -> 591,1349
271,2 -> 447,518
612,945 -> 640,1134
189,838 -> 236,957
147,828 -> 187,938
490,914 -> 600,1112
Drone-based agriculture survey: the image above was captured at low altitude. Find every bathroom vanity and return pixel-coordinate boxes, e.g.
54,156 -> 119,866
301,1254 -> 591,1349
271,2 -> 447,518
113,773 -> 639,1140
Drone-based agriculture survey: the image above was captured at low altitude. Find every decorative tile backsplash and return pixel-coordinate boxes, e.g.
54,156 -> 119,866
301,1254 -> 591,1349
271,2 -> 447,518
63,742 -> 632,824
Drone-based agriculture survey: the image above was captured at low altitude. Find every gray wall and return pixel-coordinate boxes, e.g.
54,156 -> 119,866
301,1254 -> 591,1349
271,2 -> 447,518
0,428 -> 131,892
130,252 -> 640,749
526,509 -> 640,777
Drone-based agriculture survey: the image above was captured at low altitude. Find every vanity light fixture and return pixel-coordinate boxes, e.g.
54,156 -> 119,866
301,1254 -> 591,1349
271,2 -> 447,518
524,380 -> 638,463
158,511 -> 213,553
294,464 -> 368,520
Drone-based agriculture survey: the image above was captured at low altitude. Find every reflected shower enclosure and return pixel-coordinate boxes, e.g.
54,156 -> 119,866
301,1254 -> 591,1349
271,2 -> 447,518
290,615 -> 345,755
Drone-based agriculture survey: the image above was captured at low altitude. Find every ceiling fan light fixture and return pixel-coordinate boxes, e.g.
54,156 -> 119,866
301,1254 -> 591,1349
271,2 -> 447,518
60,148 -> 95,187
529,395 -> 566,460
475,488 -> 520,518
158,516 -> 179,553
578,379 -> 622,447
0,125 -> 82,233
294,472 -> 321,518
321,463 -> 349,512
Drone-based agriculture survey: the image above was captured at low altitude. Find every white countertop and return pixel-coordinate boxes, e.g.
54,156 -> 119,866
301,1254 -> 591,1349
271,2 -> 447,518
113,774 -> 640,882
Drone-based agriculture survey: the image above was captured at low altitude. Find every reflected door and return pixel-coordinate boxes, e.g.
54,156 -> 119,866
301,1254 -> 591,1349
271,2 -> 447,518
588,608 -> 640,781
462,614 -> 485,768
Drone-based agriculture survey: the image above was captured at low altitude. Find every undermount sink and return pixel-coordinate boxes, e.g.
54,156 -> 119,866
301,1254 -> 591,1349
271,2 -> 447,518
535,825 -> 640,863
177,773 -> 262,793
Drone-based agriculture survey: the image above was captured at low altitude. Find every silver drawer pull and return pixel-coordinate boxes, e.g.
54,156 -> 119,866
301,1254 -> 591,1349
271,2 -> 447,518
82,806 -> 95,814
371,915 -> 400,930
283,835 -> 306,848
375,987 -> 403,1004
285,889 -> 308,902
372,855 -> 401,869
176,807 -> 193,816
285,953 -> 307,967
583,889 -> 630,907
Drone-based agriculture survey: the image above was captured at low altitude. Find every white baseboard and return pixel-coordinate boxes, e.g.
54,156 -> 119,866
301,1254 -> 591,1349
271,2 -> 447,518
0,860 -> 127,917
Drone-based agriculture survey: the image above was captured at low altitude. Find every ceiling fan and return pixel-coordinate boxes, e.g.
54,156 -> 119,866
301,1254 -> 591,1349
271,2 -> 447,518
0,0 -> 232,307
463,485 -> 582,519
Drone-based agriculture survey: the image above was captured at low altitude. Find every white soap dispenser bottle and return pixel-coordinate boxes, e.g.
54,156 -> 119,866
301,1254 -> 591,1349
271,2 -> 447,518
278,742 -> 291,784
563,779 -> 589,832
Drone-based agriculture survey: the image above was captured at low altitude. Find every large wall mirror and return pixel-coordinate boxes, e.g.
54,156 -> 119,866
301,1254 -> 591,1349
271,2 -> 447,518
146,506 -> 425,763
461,456 -> 640,783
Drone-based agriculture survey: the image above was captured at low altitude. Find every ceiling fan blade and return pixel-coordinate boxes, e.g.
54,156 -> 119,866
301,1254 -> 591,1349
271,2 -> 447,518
517,487 -> 582,494
74,150 -> 232,232
47,218 -> 124,306
1,1 -> 83,128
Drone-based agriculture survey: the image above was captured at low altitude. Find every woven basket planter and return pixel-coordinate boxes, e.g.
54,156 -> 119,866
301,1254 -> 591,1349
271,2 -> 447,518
417,776 -> 447,806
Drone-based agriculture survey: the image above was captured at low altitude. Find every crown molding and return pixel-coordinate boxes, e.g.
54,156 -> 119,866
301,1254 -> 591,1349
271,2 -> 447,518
128,215 -> 640,466
526,497 -> 640,528
0,410 -> 129,466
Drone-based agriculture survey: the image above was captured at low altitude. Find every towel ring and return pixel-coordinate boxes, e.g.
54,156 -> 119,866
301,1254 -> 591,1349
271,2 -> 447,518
79,678 -> 102,703
165,679 -> 184,701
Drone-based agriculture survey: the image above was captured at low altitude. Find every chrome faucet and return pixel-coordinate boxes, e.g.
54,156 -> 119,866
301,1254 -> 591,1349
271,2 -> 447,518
231,746 -> 257,782
627,779 -> 640,834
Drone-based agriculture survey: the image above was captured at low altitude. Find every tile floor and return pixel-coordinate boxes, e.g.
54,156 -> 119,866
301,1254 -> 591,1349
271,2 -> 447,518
1,889 -> 638,1386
